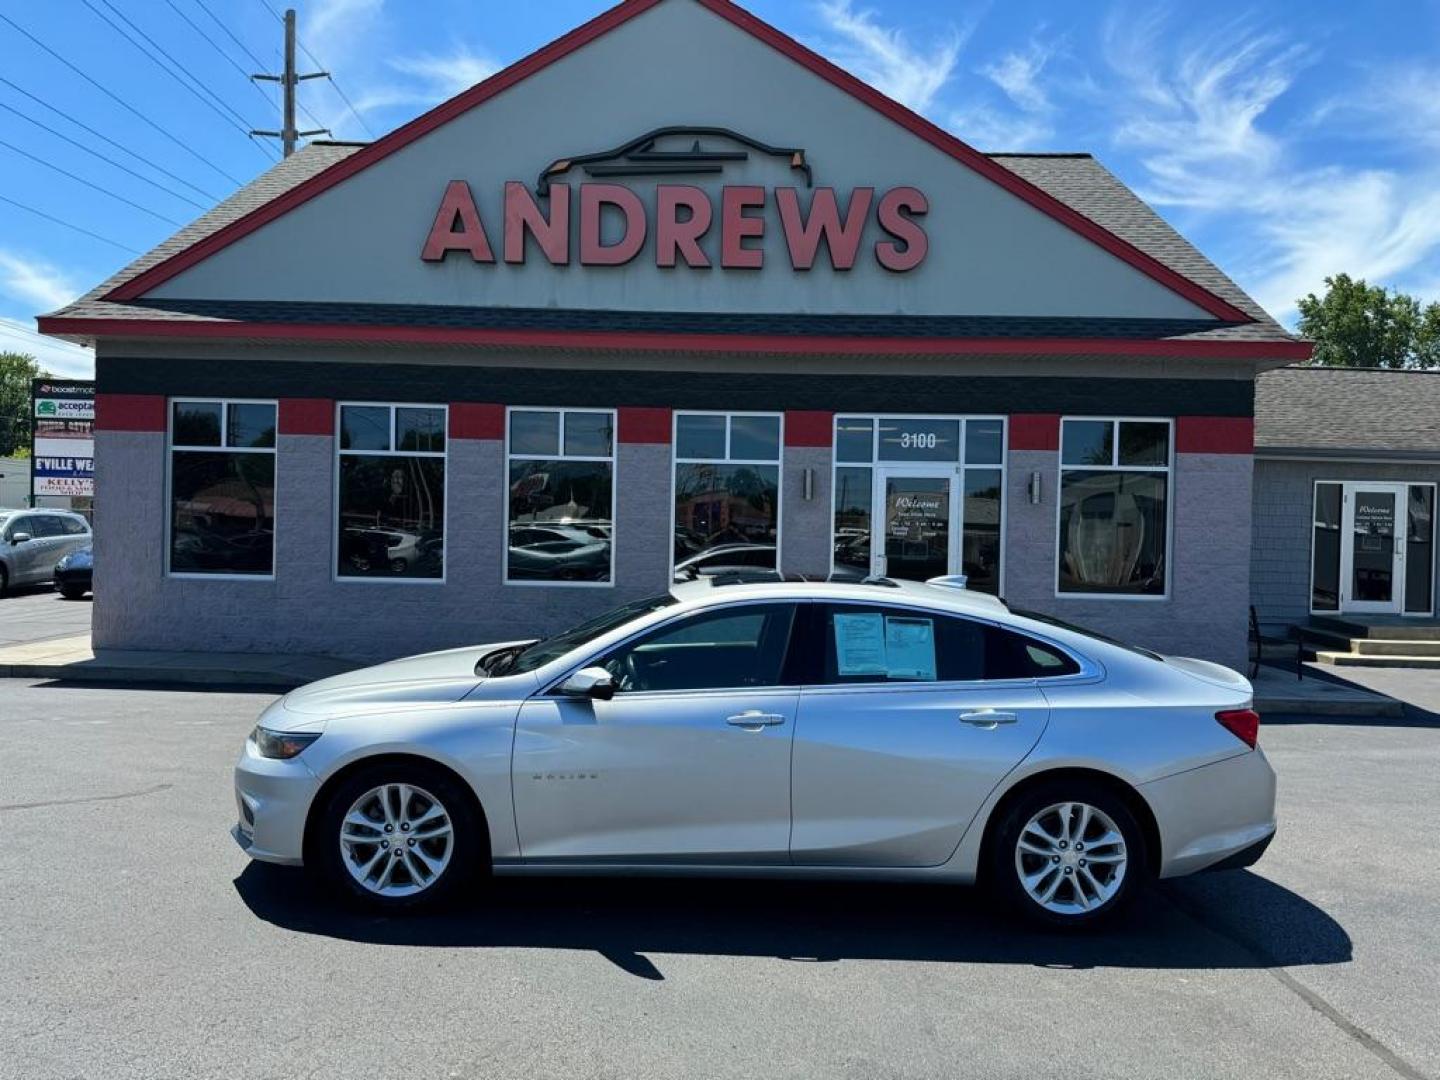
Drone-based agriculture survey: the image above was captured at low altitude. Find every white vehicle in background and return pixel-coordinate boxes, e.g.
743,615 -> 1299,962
0,509 -> 91,595
234,576 -> 1273,928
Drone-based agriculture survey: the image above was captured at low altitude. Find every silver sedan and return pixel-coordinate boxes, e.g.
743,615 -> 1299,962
233,578 -> 1274,927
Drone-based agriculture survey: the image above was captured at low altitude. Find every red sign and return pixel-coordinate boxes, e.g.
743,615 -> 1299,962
422,182 -> 929,273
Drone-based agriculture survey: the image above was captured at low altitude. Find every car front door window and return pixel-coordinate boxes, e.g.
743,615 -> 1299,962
601,604 -> 797,693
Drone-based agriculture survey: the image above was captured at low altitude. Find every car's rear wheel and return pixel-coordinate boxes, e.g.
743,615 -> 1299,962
58,584 -> 88,600
311,762 -> 483,911
989,779 -> 1146,929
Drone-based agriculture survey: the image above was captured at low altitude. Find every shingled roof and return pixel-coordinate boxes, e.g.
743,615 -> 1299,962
42,144 -> 1298,351
1256,366 -> 1440,459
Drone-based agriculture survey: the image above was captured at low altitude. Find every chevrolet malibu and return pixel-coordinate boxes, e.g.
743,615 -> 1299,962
233,578 -> 1274,927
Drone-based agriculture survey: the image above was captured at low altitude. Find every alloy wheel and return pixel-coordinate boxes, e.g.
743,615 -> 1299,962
1014,801 -> 1128,916
338,783 -> 454,897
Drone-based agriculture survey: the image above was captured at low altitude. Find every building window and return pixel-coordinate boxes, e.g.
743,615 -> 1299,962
507,408 -> 615,584
168,399 -> 276,577
1058,418 -> 1171,597
336,403 -> 447,580
830,415 -> 1005,593
1406,485 -> 1435,615
1310,482 -> 1342,612
673,412 -> 780,579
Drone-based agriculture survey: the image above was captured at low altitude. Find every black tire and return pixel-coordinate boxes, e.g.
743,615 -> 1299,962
0,566 -> 8,597
308,760 -> 486,912
58,584 -> 88,600
988,778 -> 1148,930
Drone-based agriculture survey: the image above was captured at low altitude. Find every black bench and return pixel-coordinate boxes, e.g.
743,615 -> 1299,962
1249,606 -> 1305,681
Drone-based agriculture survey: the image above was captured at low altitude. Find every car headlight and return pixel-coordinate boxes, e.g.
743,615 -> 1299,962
250,726 -> 321,759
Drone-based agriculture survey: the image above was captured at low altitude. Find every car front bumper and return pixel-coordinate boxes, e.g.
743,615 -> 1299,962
232,740 -> 321,866
1141,747 -> 1278,879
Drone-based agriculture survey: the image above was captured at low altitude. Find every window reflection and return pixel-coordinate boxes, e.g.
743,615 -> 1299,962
170,451 -> 274,574
507,459 -> 613,581
963,469 -> 1002,594
1059,472 -> 1168,595
338,457 -> 445,578
673,463 -> 779,576
833,466 -> 872,575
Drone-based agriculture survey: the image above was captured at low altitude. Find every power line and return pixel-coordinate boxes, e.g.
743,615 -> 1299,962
0,77 -> 218,203
0,136 -> 182,226
80,0 -> 278,163
164,0 -> 276,113
196,0 -> 269,70
0,317 -> 94,352
0,10 -> 245,188
256,0 -> 375,140
0,99 -> 208,211
0,194 -> 142,254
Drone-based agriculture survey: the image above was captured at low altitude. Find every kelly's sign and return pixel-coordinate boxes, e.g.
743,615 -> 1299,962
421,182 -> 929,273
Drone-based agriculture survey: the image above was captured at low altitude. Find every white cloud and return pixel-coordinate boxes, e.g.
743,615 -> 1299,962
813,0 -> 966,114
388,49 -> 500,97
0,252 -> 80,313
1099,12 -> 1440,322
982,42 -> 1054,114
0,316 -> 93,379
948,105 -> 1052,151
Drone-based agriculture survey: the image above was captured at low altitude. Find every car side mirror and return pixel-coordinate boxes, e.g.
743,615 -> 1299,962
560,666 -> 616,701
10,532 -> 31,545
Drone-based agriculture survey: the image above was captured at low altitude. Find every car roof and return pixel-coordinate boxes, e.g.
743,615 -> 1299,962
668,576 -> 1010,616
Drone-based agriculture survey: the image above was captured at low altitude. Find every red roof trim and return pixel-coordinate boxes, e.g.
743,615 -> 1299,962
103,0 -> 1251,325
37,316 -> 1314,360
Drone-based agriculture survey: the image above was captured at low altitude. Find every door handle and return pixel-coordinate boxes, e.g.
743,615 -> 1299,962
959,710 -> 1019,727
726,711 -> 787,728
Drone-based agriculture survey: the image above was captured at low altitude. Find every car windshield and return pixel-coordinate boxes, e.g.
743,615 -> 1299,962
499,593 -> 680,675
1010,609 -> 1164,661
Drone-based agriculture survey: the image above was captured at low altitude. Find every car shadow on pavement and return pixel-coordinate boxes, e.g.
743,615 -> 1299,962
234,864 -> 1350,979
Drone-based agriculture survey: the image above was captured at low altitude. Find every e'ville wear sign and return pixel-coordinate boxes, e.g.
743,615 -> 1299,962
419,128 -> 930,273
31,379 -> 95,500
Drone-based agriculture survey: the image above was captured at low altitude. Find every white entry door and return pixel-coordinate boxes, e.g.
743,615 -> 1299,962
871,468 -> 958,582
1341,484 -> 1407,614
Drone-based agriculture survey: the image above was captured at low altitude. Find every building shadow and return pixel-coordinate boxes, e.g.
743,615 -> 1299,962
234,864 -> 1350,980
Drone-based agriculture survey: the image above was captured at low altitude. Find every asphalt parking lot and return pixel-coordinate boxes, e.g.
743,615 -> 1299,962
1,679 -> 1436,1080
0,586 -> 91,647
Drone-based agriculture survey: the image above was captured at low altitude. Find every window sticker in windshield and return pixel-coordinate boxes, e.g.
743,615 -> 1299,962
884,617 -> 936,680
834,613 -> 887,676
833,612 -> 938,680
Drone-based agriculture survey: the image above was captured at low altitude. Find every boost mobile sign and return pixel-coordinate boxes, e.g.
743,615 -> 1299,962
31,378 -> 95,501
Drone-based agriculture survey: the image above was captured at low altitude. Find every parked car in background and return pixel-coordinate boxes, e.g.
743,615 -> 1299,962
0,509 -> 91,595
53,544 -> 93,600
233,577 -> 1273,928
674,543 -> 777,581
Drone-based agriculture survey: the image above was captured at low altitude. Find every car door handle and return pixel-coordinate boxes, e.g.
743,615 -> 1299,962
959,710 -> 1019,727
726,711 -> 787,728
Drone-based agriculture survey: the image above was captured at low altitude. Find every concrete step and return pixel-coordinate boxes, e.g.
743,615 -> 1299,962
1314,650 -> 1440,669
1308,615 -> 1440,641
1351,638 -> 1440,657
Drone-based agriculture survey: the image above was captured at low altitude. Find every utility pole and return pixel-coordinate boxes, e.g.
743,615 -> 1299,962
251,9 -> 328,157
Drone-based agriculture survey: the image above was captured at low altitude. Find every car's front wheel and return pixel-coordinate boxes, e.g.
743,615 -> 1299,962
989,779 -> 1146,929
311,762 -> 484,911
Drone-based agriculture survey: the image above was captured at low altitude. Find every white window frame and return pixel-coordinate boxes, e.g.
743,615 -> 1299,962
504,406 -> 617,588
333,401 -> 449,586
670,410 -> 785,580
1308,479 -> 1437,618
165,397 -> 278,581
1055,416 -> 1174,602
827,414 -> 1008,596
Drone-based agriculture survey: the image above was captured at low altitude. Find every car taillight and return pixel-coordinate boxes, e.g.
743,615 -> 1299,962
1216,708 -> 1260,749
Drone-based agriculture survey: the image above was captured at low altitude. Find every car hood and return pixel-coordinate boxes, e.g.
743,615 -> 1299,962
280,640 -> 533,717
1163,655 -> 1253,696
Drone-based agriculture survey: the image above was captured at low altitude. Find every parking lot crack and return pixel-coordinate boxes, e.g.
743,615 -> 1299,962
0,782 -> 173,813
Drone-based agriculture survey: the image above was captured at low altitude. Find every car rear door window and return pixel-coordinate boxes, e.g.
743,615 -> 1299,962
59,516 -> 89,535
819,604 -> 1080,684
602,604 -> 797,693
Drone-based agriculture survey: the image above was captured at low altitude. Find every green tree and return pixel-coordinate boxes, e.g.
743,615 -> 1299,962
1297,273 -> 1440,369
0,352 -> 42,458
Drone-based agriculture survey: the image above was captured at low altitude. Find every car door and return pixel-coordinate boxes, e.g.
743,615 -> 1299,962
33,515 -> 71,577
4,515 -> 45,584
512,601 -> 801,864
790,602 -> 1065,867
55,515 -> 91,561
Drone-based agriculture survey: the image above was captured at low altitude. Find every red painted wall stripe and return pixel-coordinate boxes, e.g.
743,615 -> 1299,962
449,402 -> 505,440
785,410 -> 833,448
618,407 -> 671,444
278,398 -> 333,436
1176,415 -> 1254,454
95,393 -> 166,433
1008,413 -> 1060,451
35,318 -> 1317,361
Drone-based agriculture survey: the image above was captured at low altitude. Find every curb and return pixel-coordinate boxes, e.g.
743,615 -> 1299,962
0,662 -> 314,691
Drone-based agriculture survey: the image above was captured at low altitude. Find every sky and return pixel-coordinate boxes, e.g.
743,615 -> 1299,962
2,0 -> 1439,378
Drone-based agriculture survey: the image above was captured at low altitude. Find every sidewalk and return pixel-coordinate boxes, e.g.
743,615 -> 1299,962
0,634 -> 1408,715
0,634 -> 355,690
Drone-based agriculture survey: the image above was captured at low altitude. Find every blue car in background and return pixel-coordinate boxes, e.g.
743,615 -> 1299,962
53,545 -> 92,600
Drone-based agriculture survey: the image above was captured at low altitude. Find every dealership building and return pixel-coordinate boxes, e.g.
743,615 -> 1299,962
39,0 -> 1309,667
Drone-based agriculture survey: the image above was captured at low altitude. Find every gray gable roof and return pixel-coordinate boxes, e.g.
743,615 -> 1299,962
1256,366 -> 1440,459
44,145 -> 1296,348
